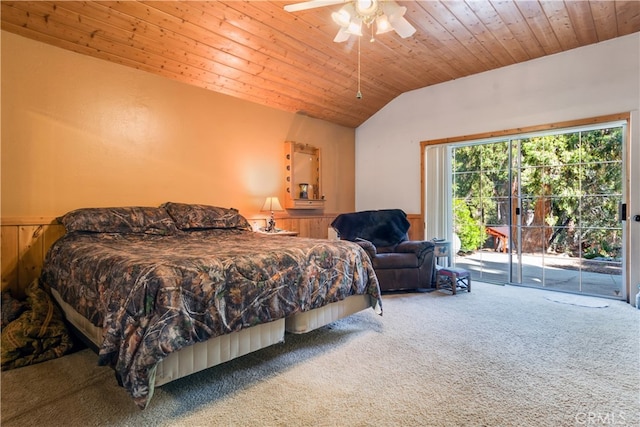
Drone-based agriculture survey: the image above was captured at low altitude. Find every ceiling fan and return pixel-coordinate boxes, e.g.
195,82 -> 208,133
284,0 -> 416,42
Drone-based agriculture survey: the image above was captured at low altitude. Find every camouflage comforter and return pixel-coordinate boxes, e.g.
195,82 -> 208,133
40,229 -> 382,408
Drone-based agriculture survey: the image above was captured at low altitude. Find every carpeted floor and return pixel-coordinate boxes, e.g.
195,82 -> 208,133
2,282 -> 639,426
544,293 -> 611,308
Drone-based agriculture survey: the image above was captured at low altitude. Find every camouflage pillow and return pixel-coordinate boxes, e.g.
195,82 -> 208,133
161,202 -> 252,231
59,207 -> 178,235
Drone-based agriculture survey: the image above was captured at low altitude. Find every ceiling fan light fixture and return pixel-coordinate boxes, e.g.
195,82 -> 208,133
354,0 -> 378,17
285,0 -> 417,40
346,18 -> 363,36
284,0 -> 417,100
375,14 -> 393,35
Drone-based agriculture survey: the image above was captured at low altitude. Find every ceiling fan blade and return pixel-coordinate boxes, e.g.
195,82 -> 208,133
333,27 -> 351,42
390,16 -> 417,38
284,0 -> 346,13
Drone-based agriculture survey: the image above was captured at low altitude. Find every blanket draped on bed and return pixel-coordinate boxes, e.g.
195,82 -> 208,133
41,229 -> 382,408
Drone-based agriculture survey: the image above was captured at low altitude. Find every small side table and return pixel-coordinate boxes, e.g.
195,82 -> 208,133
433,240 -> 452,268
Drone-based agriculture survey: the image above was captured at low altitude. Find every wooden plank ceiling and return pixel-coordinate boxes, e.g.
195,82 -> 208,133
2,1 -> 639,128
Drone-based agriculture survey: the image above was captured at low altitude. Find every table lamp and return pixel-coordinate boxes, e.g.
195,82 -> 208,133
261,196 -> 283,232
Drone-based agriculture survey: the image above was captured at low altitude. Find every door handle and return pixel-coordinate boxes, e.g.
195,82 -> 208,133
619,203 -> 627,222
634,215 -> 640,222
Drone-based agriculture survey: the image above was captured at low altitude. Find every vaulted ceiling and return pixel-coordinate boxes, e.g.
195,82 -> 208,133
2,1 -> 639,128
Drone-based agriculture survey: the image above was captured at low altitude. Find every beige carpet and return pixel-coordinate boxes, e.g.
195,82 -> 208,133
2,282 -> 639,427
544,293 -> 611,308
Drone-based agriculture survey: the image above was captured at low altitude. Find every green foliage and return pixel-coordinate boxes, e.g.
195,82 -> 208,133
453,199 -> 486,251
584,239 -> 615,260
451,126 -> 623,259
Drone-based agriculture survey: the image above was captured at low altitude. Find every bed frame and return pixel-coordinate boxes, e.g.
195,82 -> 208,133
51,288 -> 372,386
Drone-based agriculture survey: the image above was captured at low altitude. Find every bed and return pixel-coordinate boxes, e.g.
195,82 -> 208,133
40,202 -> 382,409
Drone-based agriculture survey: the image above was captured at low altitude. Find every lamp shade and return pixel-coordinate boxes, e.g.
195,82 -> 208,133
261,196 -> 283,212
375,14 -> 393,34
346,18 -> 363,36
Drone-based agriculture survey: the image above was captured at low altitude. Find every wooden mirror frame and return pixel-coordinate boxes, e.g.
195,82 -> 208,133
284,141 -> 324,210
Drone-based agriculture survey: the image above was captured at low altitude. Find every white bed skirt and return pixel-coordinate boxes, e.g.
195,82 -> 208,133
284,294 -> 372,333
51,289 -> 372,386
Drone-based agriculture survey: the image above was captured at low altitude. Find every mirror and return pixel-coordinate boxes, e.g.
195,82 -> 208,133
284,141 -> 324,210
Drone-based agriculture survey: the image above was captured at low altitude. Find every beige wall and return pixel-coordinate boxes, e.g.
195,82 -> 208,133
1,31 -> 355,221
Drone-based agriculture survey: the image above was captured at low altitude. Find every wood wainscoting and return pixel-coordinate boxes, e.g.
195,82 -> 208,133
1,218 -> 66,299
272,213 -> 423,241
1,213 -> 423,298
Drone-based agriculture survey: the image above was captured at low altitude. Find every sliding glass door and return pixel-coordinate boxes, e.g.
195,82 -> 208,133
450,123 -> 625,299
451,140 -> 512,284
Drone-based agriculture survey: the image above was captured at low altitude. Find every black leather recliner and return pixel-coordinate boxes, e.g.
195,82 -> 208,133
331,209 -> 435,292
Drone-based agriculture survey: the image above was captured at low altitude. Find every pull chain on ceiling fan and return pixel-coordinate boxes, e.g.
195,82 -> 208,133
284,0 -> 416,99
